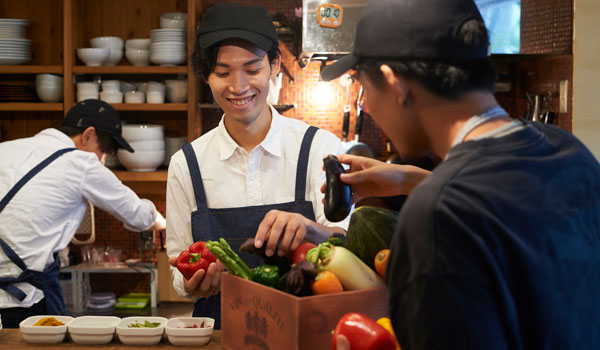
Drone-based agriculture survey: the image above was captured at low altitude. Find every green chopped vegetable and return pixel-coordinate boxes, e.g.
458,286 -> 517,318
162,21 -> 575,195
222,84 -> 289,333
127,320 -> 161,328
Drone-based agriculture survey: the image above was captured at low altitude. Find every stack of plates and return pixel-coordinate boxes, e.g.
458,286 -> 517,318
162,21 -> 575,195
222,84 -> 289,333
164,136 -> 187,166
0,81 -> 36,102
150,29 -> 186,66
0,18 -> 31,65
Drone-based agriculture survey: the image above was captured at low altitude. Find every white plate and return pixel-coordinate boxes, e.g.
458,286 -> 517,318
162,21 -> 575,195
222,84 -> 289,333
116,316 -> 167,346
0,56 -> 30,65
165,317 -> 214,346
68,316 -> 120,345
19,315 -> 73,344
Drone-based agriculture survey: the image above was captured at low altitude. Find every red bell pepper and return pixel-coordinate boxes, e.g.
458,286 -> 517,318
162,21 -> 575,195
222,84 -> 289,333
176,241 -> 217,280
331,312 -> 397,350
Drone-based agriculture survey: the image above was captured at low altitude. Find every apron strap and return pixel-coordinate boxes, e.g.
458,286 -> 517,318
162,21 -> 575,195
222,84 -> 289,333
182,143 -> 207,210
0,147 -> 76,213
295,126 -> 318,201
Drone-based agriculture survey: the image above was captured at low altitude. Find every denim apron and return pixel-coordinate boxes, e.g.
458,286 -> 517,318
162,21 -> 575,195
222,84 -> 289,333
0,148 -> 76,315
182,126 -> 319,329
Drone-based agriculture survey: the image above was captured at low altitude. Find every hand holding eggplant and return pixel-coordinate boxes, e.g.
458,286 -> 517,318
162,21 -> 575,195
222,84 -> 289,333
323,155 -> 352,222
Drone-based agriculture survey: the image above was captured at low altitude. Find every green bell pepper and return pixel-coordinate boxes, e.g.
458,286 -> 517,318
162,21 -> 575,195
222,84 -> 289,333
252,264 -> 280,288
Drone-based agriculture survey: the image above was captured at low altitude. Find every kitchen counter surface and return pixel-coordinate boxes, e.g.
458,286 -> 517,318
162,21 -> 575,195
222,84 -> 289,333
0,329 -> 225,349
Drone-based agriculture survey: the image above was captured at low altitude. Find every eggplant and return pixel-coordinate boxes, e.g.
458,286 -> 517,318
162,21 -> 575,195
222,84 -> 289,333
323,154 -> 352,222
239,238 -> 291,274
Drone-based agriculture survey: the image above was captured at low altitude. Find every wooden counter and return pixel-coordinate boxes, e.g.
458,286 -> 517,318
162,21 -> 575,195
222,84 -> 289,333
0,329 -> 225,349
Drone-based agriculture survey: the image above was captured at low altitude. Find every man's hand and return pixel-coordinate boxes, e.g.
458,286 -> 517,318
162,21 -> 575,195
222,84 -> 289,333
149,209 -> 166,231
168,256 -> 224,298
253,210 -> 309,257
320,154 -> 431,203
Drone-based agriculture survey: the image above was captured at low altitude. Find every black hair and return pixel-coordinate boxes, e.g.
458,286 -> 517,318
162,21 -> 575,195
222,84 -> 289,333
192,38 -> 280,81
358,20 -> 495,99
58,125 -> 119,155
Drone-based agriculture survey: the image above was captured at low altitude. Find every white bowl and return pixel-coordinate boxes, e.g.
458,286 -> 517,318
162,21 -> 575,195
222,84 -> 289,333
76,82 -> 99,93
19,315 -> 73,344
103,48 -> 123,66
36,73 -> 63,85
90,36 -> 123,49
101,80 -> 120,92
115,316 -> 167,345
146,81 -> 165,93
77,48 -> 109,66
129,139 -> 165,152
68,316 -> 120,345
124,91 -> 145,104
165,317 -> 214,346
125,38 -> 150,50
146,91 -> 165,104
150,54 -> 186,66
125,48 -> 149,66
121,124 -> 164,142
100,91 -> 123,103
160,12 -> 188,29
77,93 -> 99,102
166,80 -> 187,103
36,84 -> 63,102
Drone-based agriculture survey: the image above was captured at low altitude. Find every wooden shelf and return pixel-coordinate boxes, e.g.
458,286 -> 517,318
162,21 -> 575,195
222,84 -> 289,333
109,103 -> 187,111
198,103 -> 296,112
113,170 -> 168,182
0,65 -> 63,74
73,66 -> 187,74
0,103 -> 63,111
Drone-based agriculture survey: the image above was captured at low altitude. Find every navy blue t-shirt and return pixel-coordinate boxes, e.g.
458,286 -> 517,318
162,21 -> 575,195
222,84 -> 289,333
387,122 -> 600,349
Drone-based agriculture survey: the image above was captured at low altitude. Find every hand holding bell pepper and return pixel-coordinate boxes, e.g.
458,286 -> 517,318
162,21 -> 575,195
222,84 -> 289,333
332,312 -> 397,350
176,241 -> 217,280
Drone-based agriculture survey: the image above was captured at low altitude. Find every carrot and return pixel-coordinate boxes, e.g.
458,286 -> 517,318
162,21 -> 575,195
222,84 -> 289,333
374,249 -> 390,279
311,270 -> 343,295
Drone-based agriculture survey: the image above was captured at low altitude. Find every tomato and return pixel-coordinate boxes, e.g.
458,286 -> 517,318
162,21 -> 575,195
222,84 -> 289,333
292,242 -> 317,265
374,249 -> 390,279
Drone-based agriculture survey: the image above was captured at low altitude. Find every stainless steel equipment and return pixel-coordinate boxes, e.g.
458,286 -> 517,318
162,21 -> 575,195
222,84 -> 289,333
301,0 -> 367,67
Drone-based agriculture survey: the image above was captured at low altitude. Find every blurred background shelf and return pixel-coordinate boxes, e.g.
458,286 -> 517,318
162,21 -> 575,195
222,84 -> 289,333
0,102 -> 63,111
108,103 -> 187,111
112,170 -> 168,182
73,65 -> 187,74
197,103 -> 296,112
0,65 -> 63,74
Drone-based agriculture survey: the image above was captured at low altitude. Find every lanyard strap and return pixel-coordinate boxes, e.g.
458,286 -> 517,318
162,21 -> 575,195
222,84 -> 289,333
450,105 -> 509,148
0,148 -> 76,214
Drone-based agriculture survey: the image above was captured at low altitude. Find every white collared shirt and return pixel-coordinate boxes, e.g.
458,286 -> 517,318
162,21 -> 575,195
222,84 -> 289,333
166,106 -> 350,298
0,128 -> 158,308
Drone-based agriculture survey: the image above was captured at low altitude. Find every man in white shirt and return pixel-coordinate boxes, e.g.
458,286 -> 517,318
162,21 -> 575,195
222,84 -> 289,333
0,99 -> 166,328
166,4 -> 349,328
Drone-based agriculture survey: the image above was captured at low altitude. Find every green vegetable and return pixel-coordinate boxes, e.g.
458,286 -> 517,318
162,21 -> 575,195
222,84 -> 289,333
206,239 -> 252,280
307,242 -> 384,291
127,320 -> 161,328
344,206 -> 399,269
252,264 -> 280,288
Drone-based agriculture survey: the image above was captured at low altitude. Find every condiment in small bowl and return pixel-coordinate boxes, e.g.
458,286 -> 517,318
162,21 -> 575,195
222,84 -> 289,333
115,316 -> 167,346
165,317 -> 214,346
19,315 -> 73,344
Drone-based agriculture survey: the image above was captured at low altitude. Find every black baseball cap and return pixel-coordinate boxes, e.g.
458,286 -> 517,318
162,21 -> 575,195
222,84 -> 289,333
63,99 -> 134,153
321,0 -> 489,81
197,3 -> 278,51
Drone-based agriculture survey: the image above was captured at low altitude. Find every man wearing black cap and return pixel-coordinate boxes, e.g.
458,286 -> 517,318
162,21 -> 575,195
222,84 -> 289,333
166,3 -> 348,327
0,99 -> 166,327
322,0 -> 600,349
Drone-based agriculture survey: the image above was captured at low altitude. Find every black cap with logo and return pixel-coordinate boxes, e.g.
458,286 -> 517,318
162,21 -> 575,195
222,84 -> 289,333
197,3 -> 278,51
321,0 -> 489,81
62,99 -> 134,153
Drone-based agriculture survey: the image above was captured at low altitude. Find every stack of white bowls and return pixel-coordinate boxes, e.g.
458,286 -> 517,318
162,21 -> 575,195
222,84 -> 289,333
100,80 -> 123,103
165,79 -> 187,103
146,81 -> 165,104
150,29 -> 186,66
35,74 -> 63,102
164,136 -> 187,167
160,12 -> 187,30
125,39 -> 150,66
119,124 -> 165,172
0,18 -> 31,65
90,36 -> 124,66
77,82 -> 100,102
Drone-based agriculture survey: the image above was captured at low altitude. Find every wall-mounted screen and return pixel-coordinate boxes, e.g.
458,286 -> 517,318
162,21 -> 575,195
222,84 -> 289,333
475,0 -> 521,54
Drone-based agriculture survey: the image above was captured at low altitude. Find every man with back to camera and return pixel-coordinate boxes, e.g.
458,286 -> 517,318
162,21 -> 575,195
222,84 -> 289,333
165,3 -> 349,328
321,0 -> 600,349
0,99 -> 166,328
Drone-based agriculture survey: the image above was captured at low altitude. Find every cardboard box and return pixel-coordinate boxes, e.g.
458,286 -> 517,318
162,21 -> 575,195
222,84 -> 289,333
221,273 -> 390,350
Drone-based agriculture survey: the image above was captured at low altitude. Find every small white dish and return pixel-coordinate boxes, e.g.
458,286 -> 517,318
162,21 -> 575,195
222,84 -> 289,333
116,316 -> 167,346
165,317 -> 214,346
19,315 -> 73,344
146,91 -> 165,104
100,91 -> 123,103
124,91 -> 145,104
68,316 -> 120,345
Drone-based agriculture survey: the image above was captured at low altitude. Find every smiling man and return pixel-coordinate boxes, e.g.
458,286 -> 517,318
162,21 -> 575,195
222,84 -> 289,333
165,3 -> 349,328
